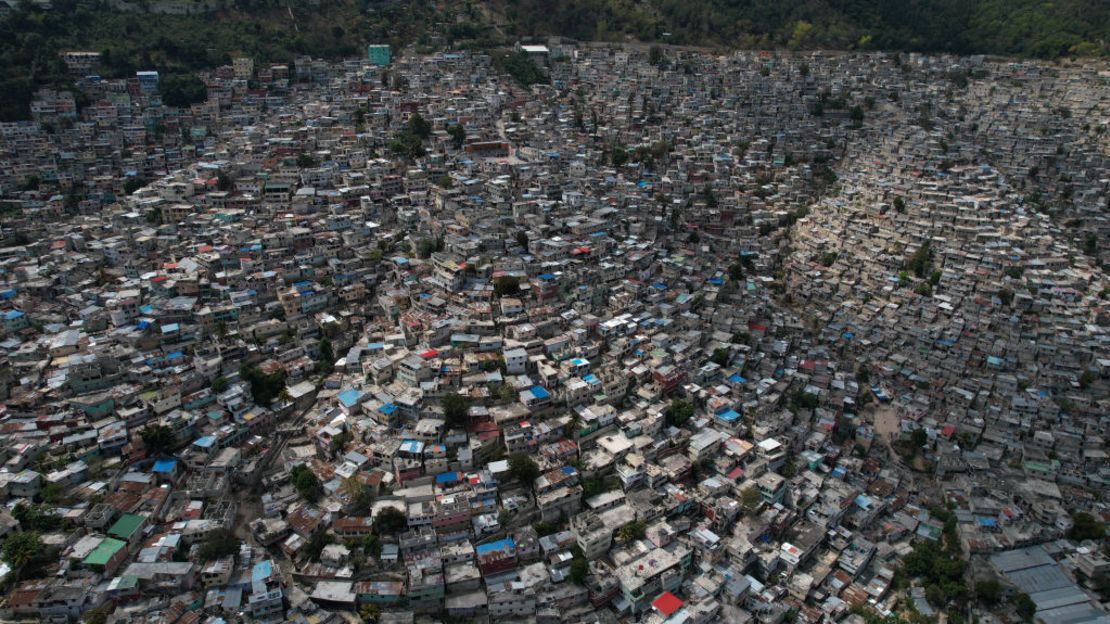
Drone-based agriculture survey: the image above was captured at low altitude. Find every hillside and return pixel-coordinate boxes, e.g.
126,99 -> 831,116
0,0 -> 1106,120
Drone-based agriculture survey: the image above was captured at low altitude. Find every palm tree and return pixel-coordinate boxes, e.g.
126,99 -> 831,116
277,389 -> 293,406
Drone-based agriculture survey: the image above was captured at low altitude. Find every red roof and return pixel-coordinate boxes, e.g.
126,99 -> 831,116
652,591 -> 683,617
419,349 -> 439,359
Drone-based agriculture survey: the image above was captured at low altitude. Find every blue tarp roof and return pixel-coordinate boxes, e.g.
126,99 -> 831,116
728,374 -> 747,384
530,386 -> 550,399
475,537 -> 514,555
3,310 -> 24,320
152,458 -> 177,473
717,409 -> 740,422
194,436 -> 216,448
378,403 -> 397,415
436,471 -> 461,484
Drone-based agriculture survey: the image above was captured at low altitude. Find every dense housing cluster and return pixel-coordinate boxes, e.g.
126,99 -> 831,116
0,40 -> 1106,624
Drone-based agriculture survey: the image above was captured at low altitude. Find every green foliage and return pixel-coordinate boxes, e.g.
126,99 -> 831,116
303,530 -> 333,562
618,520 -> 646,541
975,579 -> 1002,606
905,241 -> 934,278
508,453 -> 540,487
911,428 -> 929,448
1015,592 -> 1036,622
442,392 -> 471,428
240,365 -> 287,406
2,531 -> 45,578
1068,512 -> 1106,541
791,391 -> 820,411
493,50 -> 548,86
728,261 -> 745,281
447,123 -> 466,149
372,506 -> 407,535
667,398 -> 695,426
893,196 -> 906,212
741,486 -> 762,510
291,464 -> 322,503
569,554 -> 589,584
12,503 -> 63,532
316,337 -> 335,376
161,73 -> 207,107
84,607 -> 109,624
818,251 -> 838,267
494,275 -> 521,297
515,231 -> 529,249
123,176 -> 149,195
198,528 -> 241,562
141,424 -> 177,456
710,348 -> 730,367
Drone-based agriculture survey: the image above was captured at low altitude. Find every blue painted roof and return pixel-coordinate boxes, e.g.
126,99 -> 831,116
530,386 -> 550,400
152,458 -> 177,473
475,537 -> 514,555
194,436 -> 216,448
378,403 -> 397,415
717,409 -> 740,422
252,560 -> 273,582
3,310 -> 24,320
338,390 -> 362,408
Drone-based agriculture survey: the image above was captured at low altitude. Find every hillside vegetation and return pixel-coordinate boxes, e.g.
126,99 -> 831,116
0,0 -> 1106,120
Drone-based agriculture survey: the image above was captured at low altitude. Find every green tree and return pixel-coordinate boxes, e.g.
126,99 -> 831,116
975,579 -> 1002,606
198,528 -> 241,561
141,424 -> 177,456
911,428 -> 929,448
710,348 -> 730,367
508,453 -> 540,488
667,398 -> 695,426
447,123 -> 466,149
741,486 -> 762,511
494,275 -> 521,297
291,464 -> 322,503
84,607 -> 109,624
359,603 -> 381,623
618,521 -> 646,541
211,376 -> 228,393
569,555 -> 589,584
2,531 -> 44,578
442,392 -> 471,428
1068,512 -> 1106,541
1015,592 -> 1036,622
372,506 -> 407,535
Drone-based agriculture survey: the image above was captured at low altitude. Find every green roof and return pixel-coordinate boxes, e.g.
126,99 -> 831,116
83,538 -> 127,567
108,513 -> 145,540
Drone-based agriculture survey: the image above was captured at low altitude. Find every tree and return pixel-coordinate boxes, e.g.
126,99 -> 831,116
975,579 -> 1002,606
893,196 -> 906,212
240,365 -> 287,406
359,603 -> 381,623
295,153 -> 316,168
342,475 -> 373,514
84,607 -> 109,624
372,506 -> 407,535
141,424 -> 176,456
291,464 -> 321,503
569,555 -> 589,584
211,376 -> 228,393
2,531 -> 43,577
515,231 -> 529,249
198,528 -> 241,561
728,261 -> 745,281
667,398 -> 694,427
442,393 -> 470,428
447,123 -> 466,149
618,521 -> 646,541
407,113 -> 431,139
317,337 -> 335,375
741,486 -> 762,511
911,428 -> 929,448
1068,512 -> 1106,541
710,348 -> 730,367
508,453 -> 540,488
216,171 -> 233,191
494,275 -> 521,297
1015,592 -> 1036,622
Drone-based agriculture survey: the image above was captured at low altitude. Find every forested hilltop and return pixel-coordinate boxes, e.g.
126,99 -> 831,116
0,0 -> 1107,120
